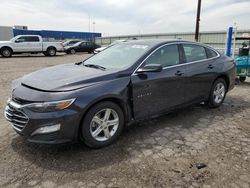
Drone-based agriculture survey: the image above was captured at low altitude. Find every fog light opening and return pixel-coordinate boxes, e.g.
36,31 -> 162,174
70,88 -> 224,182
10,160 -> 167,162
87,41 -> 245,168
31,124 -> 61,136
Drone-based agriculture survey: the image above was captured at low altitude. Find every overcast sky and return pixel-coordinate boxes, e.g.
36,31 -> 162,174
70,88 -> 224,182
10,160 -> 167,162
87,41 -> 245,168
1,0 -> 249,36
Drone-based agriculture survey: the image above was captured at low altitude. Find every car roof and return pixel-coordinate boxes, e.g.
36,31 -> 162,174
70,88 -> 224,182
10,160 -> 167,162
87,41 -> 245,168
122,39 -> 217,51
17,35 -> 41,37
123,39 -> 189,47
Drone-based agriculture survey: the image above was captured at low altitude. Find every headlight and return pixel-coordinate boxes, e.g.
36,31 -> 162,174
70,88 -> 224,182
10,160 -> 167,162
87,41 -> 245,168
26,98 -> 75,112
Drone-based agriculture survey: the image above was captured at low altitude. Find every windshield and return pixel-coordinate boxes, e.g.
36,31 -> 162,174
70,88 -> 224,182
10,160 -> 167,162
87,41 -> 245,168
83,43 -> 149,69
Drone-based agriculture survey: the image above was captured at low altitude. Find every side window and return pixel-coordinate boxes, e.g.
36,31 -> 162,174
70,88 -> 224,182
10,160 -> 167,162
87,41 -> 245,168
145,44 -> 180,67
86,42 -> 94,46
26,36 -> 40,42
16,36 -> 39,42
80,42 -> 87,47
206,48 -> 218,58
15,36 -> 26,43
183,44 -> 207,62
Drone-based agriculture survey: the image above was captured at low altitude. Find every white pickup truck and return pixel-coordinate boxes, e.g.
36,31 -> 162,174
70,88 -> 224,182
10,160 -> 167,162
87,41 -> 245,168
0,35 -> 64,57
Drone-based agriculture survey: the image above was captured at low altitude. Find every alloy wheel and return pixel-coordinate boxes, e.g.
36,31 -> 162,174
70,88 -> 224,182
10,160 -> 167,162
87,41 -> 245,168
213,82 -> 225,104
3,49 -> 11,57
90,108 -> 119,142
71,49 -> 76,54
49,49 -> 56,56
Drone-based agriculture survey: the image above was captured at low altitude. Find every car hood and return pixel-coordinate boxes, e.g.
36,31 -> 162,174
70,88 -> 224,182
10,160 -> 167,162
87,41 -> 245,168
0,41 -> 11,44
96,46 -> 107,51
21,63 -> 118,92
64,45 -> 72,49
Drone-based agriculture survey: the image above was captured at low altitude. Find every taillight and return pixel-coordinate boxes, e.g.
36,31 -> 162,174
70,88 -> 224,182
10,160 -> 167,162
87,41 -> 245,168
231,60 -> 236,66
224,60 -> 236,67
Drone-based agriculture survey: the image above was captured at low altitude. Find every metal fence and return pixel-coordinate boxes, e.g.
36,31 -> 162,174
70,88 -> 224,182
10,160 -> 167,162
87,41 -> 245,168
95,30 -> 250,50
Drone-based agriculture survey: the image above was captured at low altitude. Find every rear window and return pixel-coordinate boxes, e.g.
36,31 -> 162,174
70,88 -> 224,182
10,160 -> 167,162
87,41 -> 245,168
206,48 -> 218,58
183,44 -> 207,62
25,37 -> 39,42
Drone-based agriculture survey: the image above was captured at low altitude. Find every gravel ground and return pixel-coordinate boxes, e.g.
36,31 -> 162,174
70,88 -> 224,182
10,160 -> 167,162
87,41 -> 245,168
0,53 -> 250,188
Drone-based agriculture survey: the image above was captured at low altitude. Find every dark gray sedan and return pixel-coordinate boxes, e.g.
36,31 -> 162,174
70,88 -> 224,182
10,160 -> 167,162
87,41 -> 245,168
4,39 -> 235,148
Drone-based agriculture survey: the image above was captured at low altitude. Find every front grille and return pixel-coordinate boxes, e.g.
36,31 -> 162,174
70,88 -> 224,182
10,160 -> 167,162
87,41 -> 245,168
4,103 -> 29,132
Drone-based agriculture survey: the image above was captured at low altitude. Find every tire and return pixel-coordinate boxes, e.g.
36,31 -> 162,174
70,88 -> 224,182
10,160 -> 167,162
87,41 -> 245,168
208,78 -> 227,108
46,47 -> 57,56
88,51 -> 92,54
0,47 -> 12,58
239,77 -> 246,83
81,101 -> 124,148
70,49 -> 76,54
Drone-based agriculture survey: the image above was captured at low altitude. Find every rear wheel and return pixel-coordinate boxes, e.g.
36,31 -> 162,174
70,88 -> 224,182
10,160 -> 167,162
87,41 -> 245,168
239,77 -> 246,83
70,49 -> 76,54
1,47 -> 12,58
81,101 -> 124,148
46,47 -> 57,56
208,78 -> 227,108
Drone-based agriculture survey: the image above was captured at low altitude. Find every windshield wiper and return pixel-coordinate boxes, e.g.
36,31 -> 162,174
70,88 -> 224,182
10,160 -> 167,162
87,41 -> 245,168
84,64 -> 106,71
75,61 -> 83,65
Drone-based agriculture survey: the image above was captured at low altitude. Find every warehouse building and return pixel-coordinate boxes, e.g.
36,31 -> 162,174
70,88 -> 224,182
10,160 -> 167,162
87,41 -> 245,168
96,29 -> 250,50
0,26 -> 101,41
0,26 -> 14,41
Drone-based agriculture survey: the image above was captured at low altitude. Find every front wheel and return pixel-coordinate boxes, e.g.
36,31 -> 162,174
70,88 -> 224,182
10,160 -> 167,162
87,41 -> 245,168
1,47 -> 12,58
208,78 -> 227,108
81,101 -> 124,148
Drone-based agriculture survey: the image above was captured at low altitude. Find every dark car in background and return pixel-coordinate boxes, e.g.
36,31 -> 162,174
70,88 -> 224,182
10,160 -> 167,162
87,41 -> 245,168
62,40 -> 82,47
94,39 -> 127,54
4,39 -> 235,148
65,41 -> 100,54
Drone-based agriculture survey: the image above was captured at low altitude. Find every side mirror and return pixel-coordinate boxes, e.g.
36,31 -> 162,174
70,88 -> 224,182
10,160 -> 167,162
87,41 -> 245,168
137,64 -> 162,73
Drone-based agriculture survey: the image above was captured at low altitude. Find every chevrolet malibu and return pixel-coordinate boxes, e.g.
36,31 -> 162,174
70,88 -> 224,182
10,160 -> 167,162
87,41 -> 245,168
4,39 -> 235,148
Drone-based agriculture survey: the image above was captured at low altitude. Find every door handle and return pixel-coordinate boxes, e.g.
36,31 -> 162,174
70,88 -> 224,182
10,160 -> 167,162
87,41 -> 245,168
175,71 -> 184,76
207,64 -> 214,69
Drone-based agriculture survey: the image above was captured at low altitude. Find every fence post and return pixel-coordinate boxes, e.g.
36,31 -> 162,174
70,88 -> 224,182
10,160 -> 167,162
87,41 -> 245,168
226,27 -> 233,56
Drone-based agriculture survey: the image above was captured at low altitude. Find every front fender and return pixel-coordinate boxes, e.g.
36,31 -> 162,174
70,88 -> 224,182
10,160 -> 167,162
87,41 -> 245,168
0,45 -> 13,50
74,77 -> 131,115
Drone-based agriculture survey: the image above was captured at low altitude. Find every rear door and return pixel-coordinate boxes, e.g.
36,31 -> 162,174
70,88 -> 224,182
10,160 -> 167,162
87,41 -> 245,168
181,43 -> 219,103
131,44 -> 187,119
25,36 -> 42,52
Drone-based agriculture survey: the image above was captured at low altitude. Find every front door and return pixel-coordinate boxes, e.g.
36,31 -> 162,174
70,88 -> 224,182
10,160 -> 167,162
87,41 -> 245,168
12,36 -> 30,52
131,44 -> 187,119
78,42 -> 87,52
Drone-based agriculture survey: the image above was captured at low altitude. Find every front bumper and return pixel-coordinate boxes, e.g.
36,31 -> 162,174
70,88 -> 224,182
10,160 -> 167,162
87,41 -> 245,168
4,100 -> 81,144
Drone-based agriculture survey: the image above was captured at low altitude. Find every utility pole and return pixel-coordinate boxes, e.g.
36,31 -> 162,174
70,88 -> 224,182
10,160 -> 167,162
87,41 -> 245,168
195,0 -> 201,42
92,21 -> 96,43
88,14 -> 91,32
